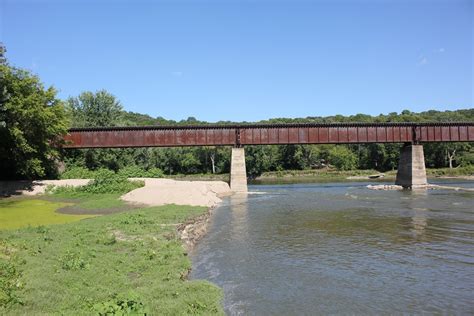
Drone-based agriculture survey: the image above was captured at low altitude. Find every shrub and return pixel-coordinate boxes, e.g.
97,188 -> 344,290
61,166 -> 164,180
51,169 -> 144,195
146,167 -> 164,178
82,169 -> 143,194
60,166 -> 96,179
59,251 -> 89,271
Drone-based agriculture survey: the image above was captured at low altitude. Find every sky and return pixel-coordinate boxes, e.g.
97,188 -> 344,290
1,0 -> 472,122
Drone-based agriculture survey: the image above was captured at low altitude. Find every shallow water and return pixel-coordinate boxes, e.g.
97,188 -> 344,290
190,180 -> 474,315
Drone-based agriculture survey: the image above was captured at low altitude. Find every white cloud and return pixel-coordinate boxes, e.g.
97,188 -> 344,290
171,71 -> 183,77
435,48 -> 445,53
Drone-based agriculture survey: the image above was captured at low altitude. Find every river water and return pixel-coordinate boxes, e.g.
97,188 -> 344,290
190,180 -> 474,315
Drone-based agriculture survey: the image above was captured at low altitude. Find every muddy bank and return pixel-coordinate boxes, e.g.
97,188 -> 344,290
177,207 -> 215,252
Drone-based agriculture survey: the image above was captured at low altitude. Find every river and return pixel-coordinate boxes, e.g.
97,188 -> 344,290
190,180 -> 474,315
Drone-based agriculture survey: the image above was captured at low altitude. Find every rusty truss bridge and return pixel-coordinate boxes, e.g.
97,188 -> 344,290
63,122 -> 474,192
64,122 -> 474,149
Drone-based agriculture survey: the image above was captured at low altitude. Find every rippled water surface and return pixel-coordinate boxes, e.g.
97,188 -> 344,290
190,181 -> 474,315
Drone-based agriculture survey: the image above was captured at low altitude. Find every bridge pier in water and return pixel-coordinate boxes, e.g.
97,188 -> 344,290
230,147 -> 248,192
395,144 -> 427,188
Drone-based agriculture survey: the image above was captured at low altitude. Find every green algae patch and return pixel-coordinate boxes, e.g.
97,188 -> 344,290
0,199 -> 96,230
0,204 -> 223,314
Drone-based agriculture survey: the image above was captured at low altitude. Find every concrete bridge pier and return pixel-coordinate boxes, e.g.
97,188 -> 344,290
395,144 -> 427,188
230,147 -> 248,192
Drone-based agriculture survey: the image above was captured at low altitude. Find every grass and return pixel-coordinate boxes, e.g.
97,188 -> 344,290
0,199 -> 96,230
0,202 -> 224,315
47,192 -> 136,215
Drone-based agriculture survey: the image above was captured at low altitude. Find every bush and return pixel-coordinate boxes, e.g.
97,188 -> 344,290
81,169 -> 143,194
52,169 -> 144,195
60,166 -> 96,179
146,167 -> 164,178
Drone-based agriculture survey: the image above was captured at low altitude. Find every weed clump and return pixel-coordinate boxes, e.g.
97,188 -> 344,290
93,295 -> 147,315
52,169 -> 144,195
0,241 -> 24,308
59,250 -> 89,271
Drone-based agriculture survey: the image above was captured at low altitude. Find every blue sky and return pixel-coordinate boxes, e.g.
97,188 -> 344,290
1,0 -> 472,122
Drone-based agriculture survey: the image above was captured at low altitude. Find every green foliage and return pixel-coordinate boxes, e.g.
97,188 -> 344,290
93,294 -> 147,315
59,250 -> 89,271
117,165 -> 163,178
327,146 -> 357,171
0,242 -> 24,308
62,165 -> 161,181
82,170 -> 143,194
426,165 -> 474,177
66,90 -> 123,127
0,52 -> 68,179
0,203 -> 223,314
54,169 -> 144,195
60,166 -> 97,179
0,43 -> 6,65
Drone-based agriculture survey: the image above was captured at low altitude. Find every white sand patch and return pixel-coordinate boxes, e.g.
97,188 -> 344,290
121,178 -> 231,208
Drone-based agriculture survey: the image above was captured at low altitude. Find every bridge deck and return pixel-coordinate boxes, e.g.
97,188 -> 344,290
63,122 -> 474,148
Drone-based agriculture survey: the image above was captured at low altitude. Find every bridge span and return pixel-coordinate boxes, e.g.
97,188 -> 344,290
63,122 -> 474,192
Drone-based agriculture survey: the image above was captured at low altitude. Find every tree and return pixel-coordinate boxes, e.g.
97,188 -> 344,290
65,90 -> 126,171
66,90 -> 123,127
327,146 -> 357,171
0,43 -> 6,65
0,46 -> 68,179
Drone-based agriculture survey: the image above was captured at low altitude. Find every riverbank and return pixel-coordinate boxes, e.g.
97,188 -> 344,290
251,167 -> 473,184
0,179 -> 228,314
159,167 -> 474,185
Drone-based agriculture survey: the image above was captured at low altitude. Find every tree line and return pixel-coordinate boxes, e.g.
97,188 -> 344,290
1,43 -> 473,180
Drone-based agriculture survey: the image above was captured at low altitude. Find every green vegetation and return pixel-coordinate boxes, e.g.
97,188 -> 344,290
0,167 -> 222,314
0,199 -> 95,230
426,166 -> 474,177
0,203 -> 223,314
52,169 -> 144,195
327,146 -> 357,171
0,44 -> 68,180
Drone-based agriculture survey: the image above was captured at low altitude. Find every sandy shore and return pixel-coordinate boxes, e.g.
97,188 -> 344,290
121,178 -> 231,208
1,178 -> 232,208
